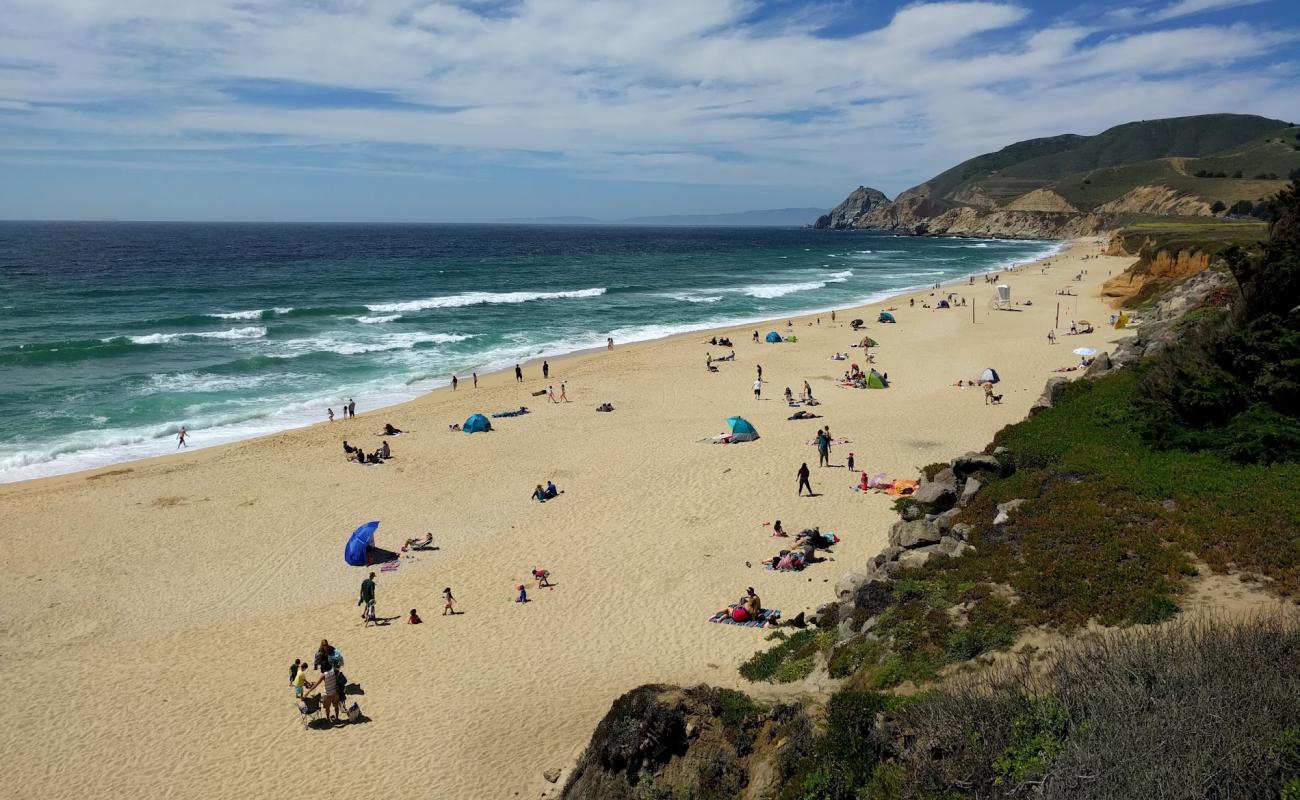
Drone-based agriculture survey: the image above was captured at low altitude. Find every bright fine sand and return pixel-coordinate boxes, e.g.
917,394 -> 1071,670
0,238 -> 1135,800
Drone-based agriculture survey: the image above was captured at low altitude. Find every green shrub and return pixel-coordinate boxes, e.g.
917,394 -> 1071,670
739,629 -> 830,683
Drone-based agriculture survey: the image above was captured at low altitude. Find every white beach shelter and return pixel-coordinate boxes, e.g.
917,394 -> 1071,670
995,284 -> 1011,309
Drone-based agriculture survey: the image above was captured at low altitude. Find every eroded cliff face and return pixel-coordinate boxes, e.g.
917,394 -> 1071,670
1102,232 -> 1215,306
1097,186 -> 1214,216
856,198 -> 1112,239
813,186 -> 891,229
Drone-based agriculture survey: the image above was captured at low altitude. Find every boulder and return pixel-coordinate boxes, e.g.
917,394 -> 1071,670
1083,351 -> 1112,378
936,535 -> 962,556
934,508 -> 961,533
810,602 -> 840,628
900,502 -> 925,522
872,546 -> 904,566
913,468 -> 958,510
993,498 -> 1027,525
544,768 -> 562,784
852,579 -> 895,617
837,616 -> 861,639
834,571 -> 869,600
889,519 -> 943,549
958,477 -> 982,508
951,522 -> 973,542
898,547 -> 943,568
952,451 -> 1000,478
1029,377 -> 1070,416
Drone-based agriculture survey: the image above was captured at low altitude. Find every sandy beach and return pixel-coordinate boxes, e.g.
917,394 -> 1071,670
0,237 -> 1135,800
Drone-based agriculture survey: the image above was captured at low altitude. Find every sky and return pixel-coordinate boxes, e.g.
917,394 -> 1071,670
0,0 -> 1297,222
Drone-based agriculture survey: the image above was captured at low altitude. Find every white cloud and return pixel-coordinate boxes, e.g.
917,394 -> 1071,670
0,0 -> 1296,201
1149,0 -> 1273,23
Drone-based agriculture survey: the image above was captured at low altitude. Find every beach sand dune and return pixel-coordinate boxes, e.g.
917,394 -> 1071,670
0,239 -> 1133,799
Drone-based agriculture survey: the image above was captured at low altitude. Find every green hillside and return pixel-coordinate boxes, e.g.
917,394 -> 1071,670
903,114 -> 1298,212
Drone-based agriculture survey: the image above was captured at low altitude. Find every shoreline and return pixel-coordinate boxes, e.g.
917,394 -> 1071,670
0,237 -> 1064,488
0,235 -> 1132,800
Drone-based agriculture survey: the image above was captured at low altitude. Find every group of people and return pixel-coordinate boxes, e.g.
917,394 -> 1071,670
328,399 -> 357,422
291,640 -> 352,725
343,439 -> 391,464
707,336 -> 733,347
531,481 -> 560,503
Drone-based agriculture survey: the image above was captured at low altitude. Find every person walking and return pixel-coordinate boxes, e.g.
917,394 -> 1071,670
756,364 -> 762,381
176,426 -> 189,448
797,462 -> 813,496
753,378 -> 762,400
442,586 -> 456,615
358,572 -> 376,623
515,364 -> 523,382
542,361 -> 549,379
452,374 -> 458,391
327,408 -> 334,422
559,381 -> 568,402
547,386 -> 557,403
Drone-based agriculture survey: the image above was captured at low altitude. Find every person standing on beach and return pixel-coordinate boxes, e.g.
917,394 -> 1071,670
756,364 -> 762,382
797,462 -> 813,496
542,361 -> 549,379
473,372 -> 478,388
753,378 -> 762,400
442,586 -> 456,615
176,426 -> 188,449
348,398 -> 356,418
452,374 -> 458,391
358,572 -> 376,621
817,430 -> 831,467
752,330 -> 759,343
327,408 -> 334,423
515,364 -> 523,382
559,381 -> 568,402
607,337 -> 613,350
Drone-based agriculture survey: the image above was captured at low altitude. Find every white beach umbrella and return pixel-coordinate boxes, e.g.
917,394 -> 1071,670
1073,347 -> 1097,357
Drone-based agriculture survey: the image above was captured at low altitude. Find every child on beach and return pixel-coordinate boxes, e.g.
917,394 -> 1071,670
516,584 -> 528,603
408,608 -> 422,624
533,569 -> 551,587
294,662 -> 310,697
443,587 -> 456,615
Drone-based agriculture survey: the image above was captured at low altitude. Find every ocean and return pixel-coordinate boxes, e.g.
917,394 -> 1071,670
0,222 -> 1059,483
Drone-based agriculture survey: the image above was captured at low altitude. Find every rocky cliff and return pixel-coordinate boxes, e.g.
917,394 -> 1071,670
812,186 -> 890,229
855,195 -> 1114,239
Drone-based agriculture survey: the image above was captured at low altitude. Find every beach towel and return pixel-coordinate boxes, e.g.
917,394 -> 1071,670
380,561 -> 400,573
708,606 -> 782,628
884,479 -> 919,496
806,437 -> 852,447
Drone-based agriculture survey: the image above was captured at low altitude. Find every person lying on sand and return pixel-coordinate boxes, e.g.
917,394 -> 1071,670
448,423 -> 461,431
381,423 -> 403,435
596,402 -> 614,412
403,533 -> 434,551
788,410 -> 820,420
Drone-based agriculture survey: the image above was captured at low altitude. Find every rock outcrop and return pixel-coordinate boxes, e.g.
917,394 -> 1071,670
1004,188 -> 1078,213
562,684 -> 815,800
812,186 -> 890,229
1096,185 -> 1214,216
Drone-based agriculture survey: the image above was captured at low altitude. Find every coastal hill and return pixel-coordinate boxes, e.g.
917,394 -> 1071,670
817,113 -> 1300,237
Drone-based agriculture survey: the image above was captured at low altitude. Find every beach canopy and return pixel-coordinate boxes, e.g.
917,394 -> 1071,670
765,331 -> 782,343
849,318 -> 864,330
980,367 -> 1001,384
858,336 -> 878,348
937,300 -> 950,309
866,370 -> 888,389
463,413 -> 492,433
878,312 -> 896,323
727,416 -> 759,441
344,521 -> 379,566
1073,347 -> 1097,357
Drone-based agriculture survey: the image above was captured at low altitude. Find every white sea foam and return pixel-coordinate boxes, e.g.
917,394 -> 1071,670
366,287 -> 605,313
356,314 -> 402,324
114,326 -> 267,345
742,280 -> 828,299
274,332 -> 474,357
209,307 -> 292,320
662,292 -> 724,304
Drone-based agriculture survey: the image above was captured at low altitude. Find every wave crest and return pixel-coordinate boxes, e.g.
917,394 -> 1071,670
366,288 -> 605,313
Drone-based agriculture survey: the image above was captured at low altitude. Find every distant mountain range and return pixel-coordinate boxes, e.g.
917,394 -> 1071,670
817,113 -> 1300,238
503,208 -> 829,227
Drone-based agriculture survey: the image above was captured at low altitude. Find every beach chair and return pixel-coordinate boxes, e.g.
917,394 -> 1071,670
295,695 -> 323,729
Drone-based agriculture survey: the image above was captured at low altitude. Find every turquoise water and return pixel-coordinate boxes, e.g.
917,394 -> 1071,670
0,222 -> 1059,482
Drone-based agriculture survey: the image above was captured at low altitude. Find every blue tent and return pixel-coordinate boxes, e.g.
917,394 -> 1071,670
878,312 -> 896,323
344,521 -> 379,566
463,413 -> 492,433
937,300 -> 950,309
727,416 -> 759,442
765,331 -> 782,343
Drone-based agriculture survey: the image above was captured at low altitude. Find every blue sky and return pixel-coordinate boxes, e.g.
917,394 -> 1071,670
0,0 -> 1297,222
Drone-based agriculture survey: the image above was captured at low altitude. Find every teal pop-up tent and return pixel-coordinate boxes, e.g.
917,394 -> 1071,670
463,413 -> 492,433
727,416 -> 759,442
878,312 -> 896,323
765,331 -> 782,343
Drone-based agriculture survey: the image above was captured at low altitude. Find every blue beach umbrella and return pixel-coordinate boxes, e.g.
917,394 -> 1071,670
765,331 -> 782,343
344,521 -> 380,566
